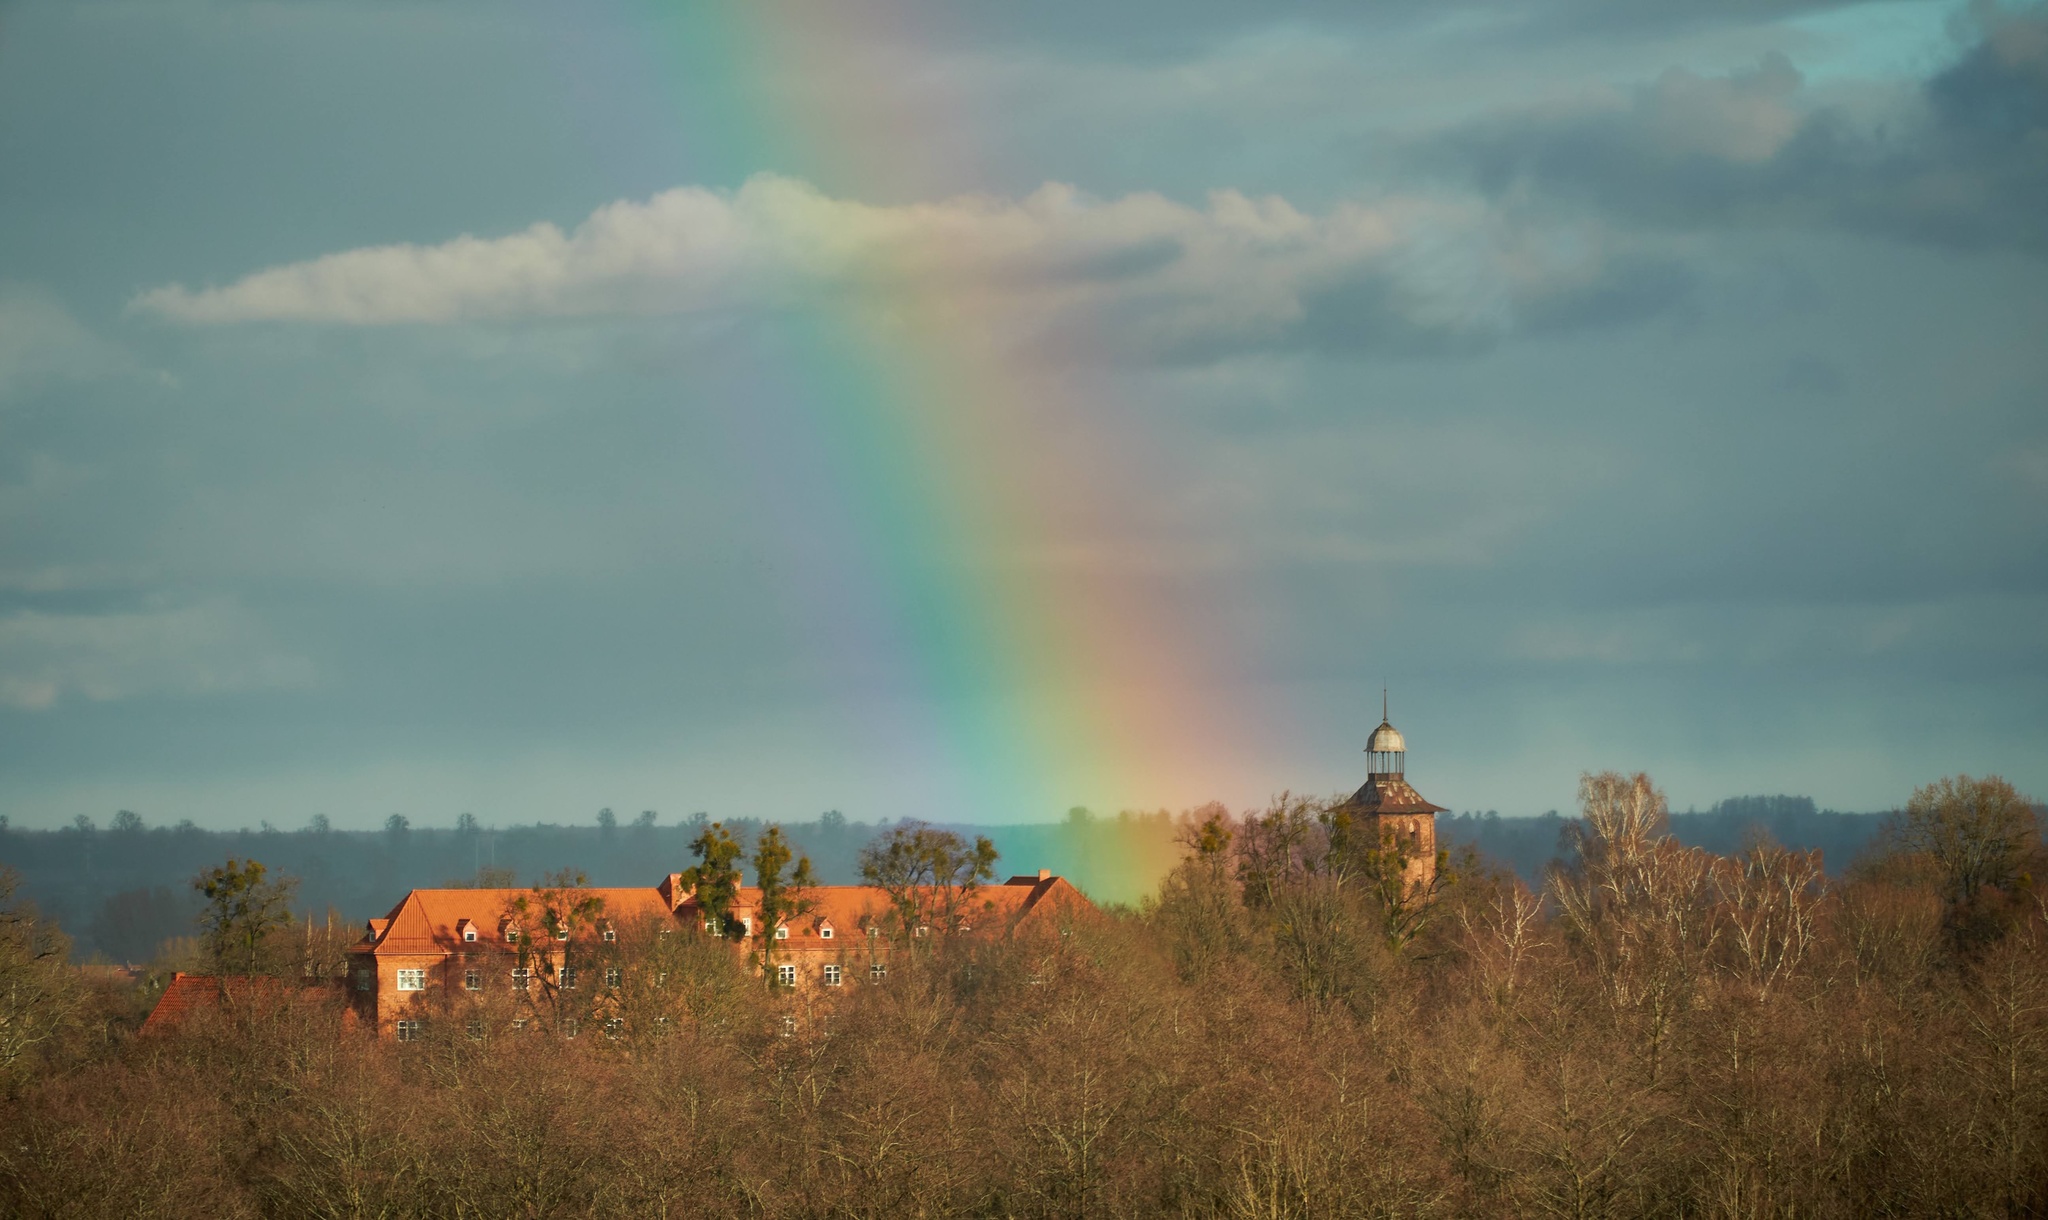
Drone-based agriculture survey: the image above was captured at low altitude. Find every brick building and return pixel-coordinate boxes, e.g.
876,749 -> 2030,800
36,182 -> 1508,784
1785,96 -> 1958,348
346,869 -> 1091,1039
1327,701 -> 1448,893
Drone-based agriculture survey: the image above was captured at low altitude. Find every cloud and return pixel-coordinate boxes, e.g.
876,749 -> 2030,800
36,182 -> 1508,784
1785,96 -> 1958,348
0,601 -> 316,710
132,175 -> 1688,358
1426,9 -> 2048,250
0,286 -> 129,398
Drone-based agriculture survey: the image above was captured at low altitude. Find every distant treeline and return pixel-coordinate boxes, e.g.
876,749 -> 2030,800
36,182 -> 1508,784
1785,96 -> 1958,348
0,794 -> 1884,963
1438,794 -> 1888,883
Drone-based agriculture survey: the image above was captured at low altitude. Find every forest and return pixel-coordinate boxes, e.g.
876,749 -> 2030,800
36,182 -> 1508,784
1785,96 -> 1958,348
0,772 -> 2041,1218
0,794 -> 1882,964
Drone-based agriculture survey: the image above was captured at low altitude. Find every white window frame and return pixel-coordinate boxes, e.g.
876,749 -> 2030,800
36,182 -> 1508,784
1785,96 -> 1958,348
776,963 -> 796,987
604,1017 -> 624,1039
820,925 -> 834,939
604,967 -> 622,988
464,969 -> 482,991
774,925 -> 789,940
395,968 -> 426,992
870,961 -> 887,982
461,925 -> 477,943
561,1016 -> 579,1038
394,1019 -> 421,1042
823,964 -> 843,986
511,968 -> 532,992
601,925 -> 617,943
558,966 -> 577,989
504,926 -> 520,943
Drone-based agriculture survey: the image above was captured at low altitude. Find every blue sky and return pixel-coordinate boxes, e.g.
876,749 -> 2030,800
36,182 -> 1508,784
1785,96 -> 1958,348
1,0 -> 2043,829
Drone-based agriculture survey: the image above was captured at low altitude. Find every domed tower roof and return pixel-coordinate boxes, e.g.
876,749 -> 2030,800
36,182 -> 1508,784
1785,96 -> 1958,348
1337,691 -> 1446,816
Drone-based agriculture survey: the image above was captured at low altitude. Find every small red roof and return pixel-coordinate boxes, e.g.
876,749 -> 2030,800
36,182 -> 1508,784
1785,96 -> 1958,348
140,972 -> 337,1035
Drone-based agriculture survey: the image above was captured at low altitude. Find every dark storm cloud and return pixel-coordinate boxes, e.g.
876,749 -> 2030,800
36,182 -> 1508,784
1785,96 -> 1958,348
1427,11 -> 2048,251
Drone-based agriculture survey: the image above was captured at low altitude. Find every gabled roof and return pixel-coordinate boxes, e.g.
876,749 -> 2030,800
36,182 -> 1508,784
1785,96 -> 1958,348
355,874 -> 1098,956
686,875 -> 1092,947
1338,775 -> 1447,816
360,887 -> 679,955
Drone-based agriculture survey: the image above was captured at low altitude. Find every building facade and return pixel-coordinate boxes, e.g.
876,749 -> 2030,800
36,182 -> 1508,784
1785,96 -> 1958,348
345,870 -> 1091,1039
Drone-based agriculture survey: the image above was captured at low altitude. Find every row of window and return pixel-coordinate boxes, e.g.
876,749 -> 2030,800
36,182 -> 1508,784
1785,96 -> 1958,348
457,921 -> 937,947
468,924 -> 621,945
774,962 -> 884,986
381,960 -> 884,993
392,1015 -> 647,1042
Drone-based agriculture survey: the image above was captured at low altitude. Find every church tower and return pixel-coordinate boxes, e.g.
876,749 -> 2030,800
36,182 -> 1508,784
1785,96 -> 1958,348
1331,695 -> 1447,893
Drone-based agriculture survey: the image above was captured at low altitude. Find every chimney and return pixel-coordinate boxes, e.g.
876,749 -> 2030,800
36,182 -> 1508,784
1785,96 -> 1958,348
1038,869 -> 1051,881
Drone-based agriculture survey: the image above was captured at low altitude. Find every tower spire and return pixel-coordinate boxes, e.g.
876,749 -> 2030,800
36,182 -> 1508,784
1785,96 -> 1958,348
1383,686 -> 1388,723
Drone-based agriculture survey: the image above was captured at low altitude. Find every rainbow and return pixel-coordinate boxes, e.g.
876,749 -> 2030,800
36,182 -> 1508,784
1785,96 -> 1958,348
596,5 -> 1291,897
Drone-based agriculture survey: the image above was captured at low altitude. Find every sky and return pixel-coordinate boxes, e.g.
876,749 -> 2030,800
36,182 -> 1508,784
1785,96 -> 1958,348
1,0 -> 2043,831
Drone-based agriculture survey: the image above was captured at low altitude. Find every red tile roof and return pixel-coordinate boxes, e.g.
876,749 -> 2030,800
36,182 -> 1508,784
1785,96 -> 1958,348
353,874 -> 1094,957
139,972 -> 339,1035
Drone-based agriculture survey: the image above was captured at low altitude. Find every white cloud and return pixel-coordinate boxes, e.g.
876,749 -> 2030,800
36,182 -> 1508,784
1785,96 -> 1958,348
129,174 -> 1664,356
0,601 -> 316,710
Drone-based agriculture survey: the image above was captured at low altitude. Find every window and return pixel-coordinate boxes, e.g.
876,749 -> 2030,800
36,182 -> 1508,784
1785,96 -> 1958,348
511,1016 -> 529,1031
602,925 -> 617,943
820,925 -> 834,939
655,972 -> 667,988
464,970 -> 482,991
604,1017 -> 624,1039
466,1020 -> 483,1040
776,964 -> 796,987
774,925 -> 789,940
704,920 -> 717,933
555,925 -> 570,941
511,968 -> 532,992
505,926 -> 520,943
558,967 -> 577,989
866,926 -> 879,938
604,967 -> 621,988
870,961 -> 887,982
781,1015 -> 796,1037
561,1017 -> 579,1038
823,964 -> 843,986
396,969 -> 425,992
355,970 -> 372,992
461,925 -> 477,943
395,1019 -> 421,1042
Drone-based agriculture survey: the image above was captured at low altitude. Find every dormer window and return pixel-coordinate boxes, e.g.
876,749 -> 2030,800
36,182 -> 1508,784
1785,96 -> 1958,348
554,925 -> 569,942
819,924 -> 834,940
774,925 -> 789,941
601,924 -> 616,943
503,923 -> 520,944
458,919 -> 477,943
